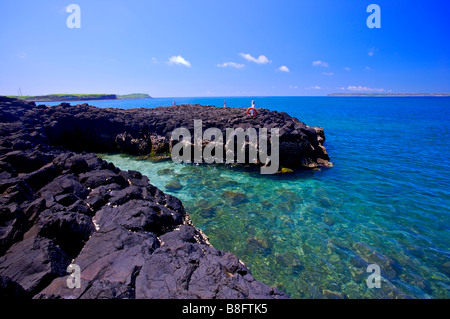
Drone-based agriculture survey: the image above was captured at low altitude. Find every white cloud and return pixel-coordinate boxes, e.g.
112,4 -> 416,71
347,85 -> 384,92
368,47 -> 376,56
322,72 -> 334,76
168,55 -> 191,67
151,57 -> 158,64
306,86 -> 321,90
217,62 -> 244,69
289,85 -> 298,89
312,60 -> 329,67
343,67 -> 351,71
239,53 -> 271,64
277,65 -> 290,72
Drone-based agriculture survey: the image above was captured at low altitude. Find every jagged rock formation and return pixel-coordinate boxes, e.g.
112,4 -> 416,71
37,102 -> 332,169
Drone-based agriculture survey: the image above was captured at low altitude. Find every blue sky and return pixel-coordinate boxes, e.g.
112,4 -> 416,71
0,0 -> 448,97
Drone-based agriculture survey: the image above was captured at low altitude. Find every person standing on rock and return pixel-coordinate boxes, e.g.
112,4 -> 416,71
172,101 -> 176,106
224,100 -> 226,108
247,100 -> 257,117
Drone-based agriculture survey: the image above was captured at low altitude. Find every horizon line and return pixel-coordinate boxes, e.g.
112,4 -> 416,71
4,93 -> 450,99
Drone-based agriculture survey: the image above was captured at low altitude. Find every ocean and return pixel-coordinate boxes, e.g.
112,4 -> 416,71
47,97 -> 450,298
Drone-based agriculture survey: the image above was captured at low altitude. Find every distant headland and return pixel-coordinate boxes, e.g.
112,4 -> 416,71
327,93 -> 450,97
6,93 -> 152,102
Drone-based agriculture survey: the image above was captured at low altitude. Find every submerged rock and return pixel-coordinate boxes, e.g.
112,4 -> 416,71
275,252 -> 304,272
352,241 -> 400,280
322,214 -> 336,226
221,191 -> 249,206
165,180 -> 183,191
322,289 -> 346,299
440,261 -> 450,277
157,168 -> 175,175
245,236 -> 272,257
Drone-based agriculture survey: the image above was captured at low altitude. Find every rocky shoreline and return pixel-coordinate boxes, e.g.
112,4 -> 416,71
39,101 -> 332,169
0,97 -> 331,299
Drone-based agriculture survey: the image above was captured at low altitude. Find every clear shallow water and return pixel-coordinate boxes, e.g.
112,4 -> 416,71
74,97 -> 449,299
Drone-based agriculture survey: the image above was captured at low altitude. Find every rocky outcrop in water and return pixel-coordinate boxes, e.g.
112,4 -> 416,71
35,101 -> 331,169
0,97 -> 288,299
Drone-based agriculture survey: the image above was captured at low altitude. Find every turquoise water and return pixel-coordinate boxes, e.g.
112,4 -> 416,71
57,97 -> 449,298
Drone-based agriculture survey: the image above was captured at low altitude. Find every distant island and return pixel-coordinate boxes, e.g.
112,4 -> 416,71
327,93 -> 450,97
6,93 -> 152,102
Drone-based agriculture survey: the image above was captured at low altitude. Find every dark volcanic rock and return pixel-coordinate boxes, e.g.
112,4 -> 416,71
0,150 -> 54,174
21,163 -> 59,192
39,174 -> 89,201
79,169 -> 128,189
36,224 -> 160,299
136,225 -> 287,299
0,275 -> 27,298
0,235 -> 71,296
0,98 -> 332,169
35,101 -> 330,169
33,210 -> 95,258
0,97 -> 290,299
0,203 -> 27,256
94,198 -> 184,235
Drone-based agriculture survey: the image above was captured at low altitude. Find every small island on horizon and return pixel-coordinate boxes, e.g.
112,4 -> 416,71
6,93 -> 152,102
327,93 -> 450,97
